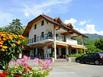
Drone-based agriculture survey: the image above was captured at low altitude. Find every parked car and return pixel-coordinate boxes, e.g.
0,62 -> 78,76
75,52 -> 103,65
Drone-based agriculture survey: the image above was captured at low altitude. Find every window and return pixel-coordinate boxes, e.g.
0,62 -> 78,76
34,24 -> 37,29
29,39 -> 32,43
32,38 -> 34,43
64,35 -> 66,42
48,32 -> 52,38
28,39 -> 30,44
41,32 -> 44,38
46,21 -> 48,24
34,35 -> 36,42
41,20 -> 44,26
56,34 -> 59,37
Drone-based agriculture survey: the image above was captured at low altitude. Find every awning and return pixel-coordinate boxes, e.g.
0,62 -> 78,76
71,45 -> 87,49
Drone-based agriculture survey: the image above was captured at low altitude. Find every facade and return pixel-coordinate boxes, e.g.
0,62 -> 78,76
23,14 -> 87,60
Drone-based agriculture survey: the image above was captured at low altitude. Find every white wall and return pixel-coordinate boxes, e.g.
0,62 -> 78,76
66,35 -> 78,45
29,18 -> 54,39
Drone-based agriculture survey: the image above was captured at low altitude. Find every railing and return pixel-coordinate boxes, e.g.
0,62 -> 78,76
28,33 -> 53,44
67,39 -> 78,45
28,33 -> 77,45
56,35 -> 65,42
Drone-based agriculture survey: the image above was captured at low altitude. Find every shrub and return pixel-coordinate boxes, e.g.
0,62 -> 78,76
66,54 -> 82,58
0,32 -> 25,70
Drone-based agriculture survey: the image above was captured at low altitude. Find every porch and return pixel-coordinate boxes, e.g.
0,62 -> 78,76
23,41 -> 86,60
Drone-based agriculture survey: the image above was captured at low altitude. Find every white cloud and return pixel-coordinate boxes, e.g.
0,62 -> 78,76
76,24 -> 97,34
23,0 -> 72,17
76,24 -> 103,35
85,24 -> 96,34
64,18 -> 103,35
79,20 -> 87,25
24,12 -> 29,17
64,18 -> 77,27
97,31 -> 103,35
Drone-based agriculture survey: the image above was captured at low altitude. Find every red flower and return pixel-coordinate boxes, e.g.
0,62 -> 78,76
0,71 -> 8,77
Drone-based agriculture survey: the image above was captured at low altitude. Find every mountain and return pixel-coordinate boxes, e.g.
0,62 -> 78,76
85,34 -> 103,40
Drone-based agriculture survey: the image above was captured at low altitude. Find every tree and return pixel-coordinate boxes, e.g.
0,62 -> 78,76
4,19 -> 24,35
0,27 -> 4,32
95,38 -> 103,51
85,38 -> 101,53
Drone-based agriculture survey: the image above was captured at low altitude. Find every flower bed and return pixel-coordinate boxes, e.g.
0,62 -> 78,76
0,32 -> 52,77
5,56 -> 52,77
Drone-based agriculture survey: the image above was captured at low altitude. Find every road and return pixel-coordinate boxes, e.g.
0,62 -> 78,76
48,62 -> 103,77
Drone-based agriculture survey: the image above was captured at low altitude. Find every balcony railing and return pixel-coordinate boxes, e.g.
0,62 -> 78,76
28,33 -> 77,45
67,39 -> 78,45
28,33 -> 53,44
56,35 -> 65,42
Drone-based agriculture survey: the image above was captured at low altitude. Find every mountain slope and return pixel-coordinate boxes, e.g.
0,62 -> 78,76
85,34 -> 103,40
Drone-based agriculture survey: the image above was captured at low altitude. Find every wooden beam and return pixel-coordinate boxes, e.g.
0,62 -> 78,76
61,31 -> 73,35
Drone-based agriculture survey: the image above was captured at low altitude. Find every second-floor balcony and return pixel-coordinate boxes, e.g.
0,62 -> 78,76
28,32 -> 66,44
28,32 -> 78,45
67,39 -> 78,45
28,33 -> 53,44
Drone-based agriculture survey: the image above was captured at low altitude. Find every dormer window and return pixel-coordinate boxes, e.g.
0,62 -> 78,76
41,20 -> 44,26
34,24 -> 37,29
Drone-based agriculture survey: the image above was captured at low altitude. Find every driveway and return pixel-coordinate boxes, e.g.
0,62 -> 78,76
48,62 -> 103,77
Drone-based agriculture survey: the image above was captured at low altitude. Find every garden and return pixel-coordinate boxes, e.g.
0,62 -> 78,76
0,32 -> 52,77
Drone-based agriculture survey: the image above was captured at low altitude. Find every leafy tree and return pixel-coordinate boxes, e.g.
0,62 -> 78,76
95,38 -> 103,51
4,19 -> 24,35
0,27 -> 4,32
85,38 -> 101,53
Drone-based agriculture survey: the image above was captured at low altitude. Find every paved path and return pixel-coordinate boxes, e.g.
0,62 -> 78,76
48,62 -> 103,77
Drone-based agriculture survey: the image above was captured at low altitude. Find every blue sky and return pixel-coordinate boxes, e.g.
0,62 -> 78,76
0,0 -> 103,35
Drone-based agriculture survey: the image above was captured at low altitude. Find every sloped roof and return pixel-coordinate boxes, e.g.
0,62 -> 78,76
23,14 -> 87,37
23,14 -> 60,36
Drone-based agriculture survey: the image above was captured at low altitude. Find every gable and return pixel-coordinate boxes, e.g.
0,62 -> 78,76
23,15 -> 60,37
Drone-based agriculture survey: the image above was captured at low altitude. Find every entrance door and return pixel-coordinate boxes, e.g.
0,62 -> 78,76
56,48 -> 62,58
61,48 -> 66,58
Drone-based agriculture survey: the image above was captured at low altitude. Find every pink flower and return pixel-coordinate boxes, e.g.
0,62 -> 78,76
42,59 -> 52,70
23,55 -> 30,62
34,58 -> 39,64
9,60 -> 16,65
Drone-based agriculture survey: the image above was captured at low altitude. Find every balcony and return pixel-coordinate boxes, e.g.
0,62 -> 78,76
56,35 -> 65,42
28,33 -> 78,46
67,39 -> 78,45
28,33 -> 53,45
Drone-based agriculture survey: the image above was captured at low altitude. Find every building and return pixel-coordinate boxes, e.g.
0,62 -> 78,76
23,14 -> 87,60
